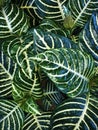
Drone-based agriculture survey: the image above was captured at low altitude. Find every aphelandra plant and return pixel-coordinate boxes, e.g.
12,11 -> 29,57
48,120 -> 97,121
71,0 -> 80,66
0,0 -> 98,130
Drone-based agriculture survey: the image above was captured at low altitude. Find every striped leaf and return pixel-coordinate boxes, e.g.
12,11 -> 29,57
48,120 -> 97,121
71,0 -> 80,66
37,19 -> 67,36
23,112 -> 51,130
2,37 -> 22,61
79,12 -> 98,65
2,35 -> 34,63
42,79 -> 64,111
19,0 -> 37,19
0,100 -> 24,130
13,68 -> 43,100
12,85 -> 41,115
0,4 -> 29,39
50,93 -> 98,130
34,0 -> 68,21
0,45 -> 17,98
68,0 -> 98,27
33,29 -> 77,54
21,97 -> 41,115
30,48 -> 94,97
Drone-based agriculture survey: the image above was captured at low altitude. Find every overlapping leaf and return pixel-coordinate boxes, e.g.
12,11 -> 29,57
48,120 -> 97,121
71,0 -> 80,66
0,100 -> 24,130
0,4 -> 29,39
30,48 -> 94,97
13,68 -> 42,99
42,79 -> 64,111
37,19 -> 67,36
0,45 -> 17,98
21,97 -> 41,115
23,112 -> 51,130
79,12 -> 98,65
68,0 -> 98,27
50,93 -> 98,130
34,0 -> 67,21
33,29 -> 77,54
19,0 -> 37,20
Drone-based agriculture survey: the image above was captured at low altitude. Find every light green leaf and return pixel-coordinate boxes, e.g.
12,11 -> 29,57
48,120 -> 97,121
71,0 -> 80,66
23,112 -> 51,130
0,100 -> 24,130
21,97 -> 41,115
0,4 -> 29,39
30,48 -> 94,97
50,93 -> 98,130
68,0 -> 98,27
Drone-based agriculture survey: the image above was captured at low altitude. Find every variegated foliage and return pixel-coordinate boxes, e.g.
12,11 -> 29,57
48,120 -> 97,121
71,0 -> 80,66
79,12 -> 98,65
50,92 -> 98,130
0,4 -> 29,39
68,0 -> 98,27
30,48 -> 94,97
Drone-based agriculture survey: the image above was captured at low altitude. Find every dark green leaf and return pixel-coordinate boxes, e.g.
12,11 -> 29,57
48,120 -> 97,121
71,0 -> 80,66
33,29 -> 77,54
31,48 -> 94,97
79,12 -> 98,65
50,93 -> 98,130
0,45 -> 17,98
0,4 -> 29,39
34,0 -> 68,21
68,0 -> 98,27
23,112 -> 51,130
0,100 -> 24,130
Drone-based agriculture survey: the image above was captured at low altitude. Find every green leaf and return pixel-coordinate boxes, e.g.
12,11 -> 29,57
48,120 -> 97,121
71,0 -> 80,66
79,12 -> 98,65
0,4 -> 29,39
12,86 -> 41,115
68,0 -> 98,27
0,100 -> 24,130
33,29 -> 77,54
13,68 -> 43,100
0,45 -> 17,98
0,0 -> 11,7
34,0 -> 68,21
21,97 -> 41,115
42,79 -> 64,111
30,48 -> 94,97
23,112 -> 51,130
37,19 -> 67,36
50,93 -> 98,130
19,0 -> 37,21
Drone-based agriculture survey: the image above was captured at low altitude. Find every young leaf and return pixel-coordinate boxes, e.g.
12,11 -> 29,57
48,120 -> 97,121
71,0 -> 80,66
21,97 -> 41,115
68,0 -> 98,27
79,12 -> 98,65
0,4 -> 29,39
23,112 -> 51,130
30,48 -> 94,97
50,93 -> 98,130
0,100 -> 24,130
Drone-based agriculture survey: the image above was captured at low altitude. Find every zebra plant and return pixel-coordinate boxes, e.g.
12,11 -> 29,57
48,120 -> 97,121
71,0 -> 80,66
0,0 -> 98,130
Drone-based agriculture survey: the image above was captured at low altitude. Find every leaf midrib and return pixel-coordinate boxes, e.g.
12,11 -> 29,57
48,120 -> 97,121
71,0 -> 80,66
2,7 -> 13,32
74,94 -> 90,130
74,0 -> 91,25
0,105 -> 19,123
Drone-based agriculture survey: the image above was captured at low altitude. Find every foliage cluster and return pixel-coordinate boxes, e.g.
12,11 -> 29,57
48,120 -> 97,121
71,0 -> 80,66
0,0 -> 98,130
